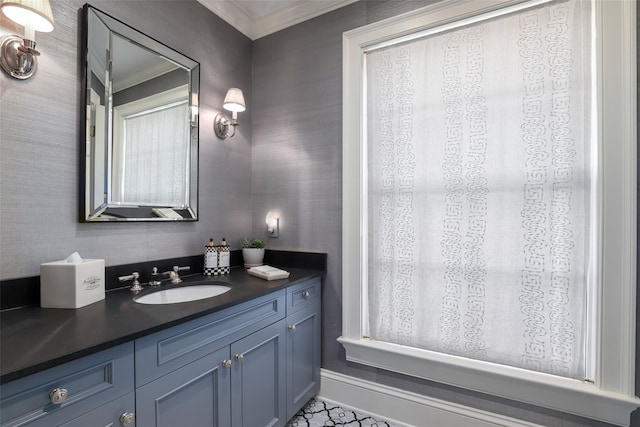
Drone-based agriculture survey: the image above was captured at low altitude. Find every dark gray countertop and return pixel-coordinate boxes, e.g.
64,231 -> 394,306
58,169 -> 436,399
0,267 -> 322,384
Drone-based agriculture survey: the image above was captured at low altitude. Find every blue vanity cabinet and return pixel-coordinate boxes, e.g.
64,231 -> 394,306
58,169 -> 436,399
285,279 -> 321,420
134,291 -> 285,387
133,289 -> 288,427
135,317 -> 288,427
0,343 -> 134,427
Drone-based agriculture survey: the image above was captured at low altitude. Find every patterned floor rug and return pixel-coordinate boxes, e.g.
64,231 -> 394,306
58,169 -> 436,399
286,398 -> 402,427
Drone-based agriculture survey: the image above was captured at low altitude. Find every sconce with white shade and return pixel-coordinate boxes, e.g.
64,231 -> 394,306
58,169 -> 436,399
0,0 -> 54,79
214,87 -> 245,139
266,211 -> 279,238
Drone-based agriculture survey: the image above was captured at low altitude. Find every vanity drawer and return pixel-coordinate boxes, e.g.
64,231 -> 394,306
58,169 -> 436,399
0,342 -> 134,427
287,278 -> 321,315
135,289 -> 285,386
59,392 -> 135,427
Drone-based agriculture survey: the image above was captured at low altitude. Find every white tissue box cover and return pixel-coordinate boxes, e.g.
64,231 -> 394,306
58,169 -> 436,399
40,259 -> 105,308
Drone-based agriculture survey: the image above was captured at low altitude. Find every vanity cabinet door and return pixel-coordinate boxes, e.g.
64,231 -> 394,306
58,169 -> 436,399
230,319 -> 287,427
135,346 -> 231,427
285,301 -> 321,421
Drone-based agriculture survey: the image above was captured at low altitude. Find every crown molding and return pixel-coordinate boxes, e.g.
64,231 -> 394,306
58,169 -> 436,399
198,0 -> 254,38
251,0 -> 358,39
197,0 -> 359,40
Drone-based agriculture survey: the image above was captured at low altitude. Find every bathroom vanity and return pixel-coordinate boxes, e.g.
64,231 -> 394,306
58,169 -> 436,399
0,268 -> 322,427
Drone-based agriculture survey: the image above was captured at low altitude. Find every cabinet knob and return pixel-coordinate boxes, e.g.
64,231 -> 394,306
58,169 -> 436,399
234,353 -> 244,362
302,291 -> 311,298
288,324 -> 296,331
222,359 -> 232,368
49,388 -> 68,405
120,412 -> 135,427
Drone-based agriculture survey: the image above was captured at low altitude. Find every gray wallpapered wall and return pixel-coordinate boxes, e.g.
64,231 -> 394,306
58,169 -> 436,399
0,0 -> 253,279
0,1 -> 635,426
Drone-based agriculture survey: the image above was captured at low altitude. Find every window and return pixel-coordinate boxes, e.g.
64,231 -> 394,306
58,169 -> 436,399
339,1 -> 637,425
112,86 -> 190,207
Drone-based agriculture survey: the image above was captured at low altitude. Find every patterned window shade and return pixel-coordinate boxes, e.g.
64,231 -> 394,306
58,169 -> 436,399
365,0 -> 592,379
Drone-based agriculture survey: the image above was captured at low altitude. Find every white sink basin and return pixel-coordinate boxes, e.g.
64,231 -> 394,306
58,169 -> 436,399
134,285 -> 231,305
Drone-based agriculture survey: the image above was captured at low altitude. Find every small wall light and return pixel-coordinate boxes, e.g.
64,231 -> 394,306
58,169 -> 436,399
266,211 -> 279,238
214,88 -> 245,139
0,0 -> 54,80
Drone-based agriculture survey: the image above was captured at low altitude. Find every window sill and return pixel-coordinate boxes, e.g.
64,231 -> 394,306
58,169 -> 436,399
338,336 -> 639,426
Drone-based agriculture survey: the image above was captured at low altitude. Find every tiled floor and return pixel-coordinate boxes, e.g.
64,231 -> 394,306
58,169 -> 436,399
286,398 -> 402,427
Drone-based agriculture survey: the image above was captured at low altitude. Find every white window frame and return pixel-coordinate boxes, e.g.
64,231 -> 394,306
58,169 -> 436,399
339,1 -> 638,425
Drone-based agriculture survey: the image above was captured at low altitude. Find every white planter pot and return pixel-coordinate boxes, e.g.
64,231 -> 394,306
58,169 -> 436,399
242,248 -> 265,268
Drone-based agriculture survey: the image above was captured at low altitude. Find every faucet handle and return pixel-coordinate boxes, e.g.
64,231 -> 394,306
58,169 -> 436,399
169,265 -> 190,284
119,272 -> 143,292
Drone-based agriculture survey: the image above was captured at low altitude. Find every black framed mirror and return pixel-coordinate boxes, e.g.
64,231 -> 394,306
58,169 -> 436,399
80,4 -> 199,222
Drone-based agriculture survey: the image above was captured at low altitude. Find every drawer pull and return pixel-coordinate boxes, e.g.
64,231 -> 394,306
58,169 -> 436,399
234,353 -> 244,362
288,324 -> 296,331
49,388 -> 68,405
120,412 -> 135,427
222,359 -> 232,368
302,291 -> 311,299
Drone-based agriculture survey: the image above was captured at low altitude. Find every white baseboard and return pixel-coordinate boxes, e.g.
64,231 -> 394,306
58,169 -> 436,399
318,369 -> 543,427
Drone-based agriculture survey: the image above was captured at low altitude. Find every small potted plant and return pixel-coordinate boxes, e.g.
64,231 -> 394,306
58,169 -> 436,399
240,237 -> 265,267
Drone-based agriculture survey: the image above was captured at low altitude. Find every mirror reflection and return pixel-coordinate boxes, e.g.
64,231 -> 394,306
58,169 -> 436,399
81,5 -> 199,222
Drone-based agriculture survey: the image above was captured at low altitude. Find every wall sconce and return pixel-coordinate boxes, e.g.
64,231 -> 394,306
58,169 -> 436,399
214,88 -> 245,139
0,0 -> 54,80
266,211 -> 279,238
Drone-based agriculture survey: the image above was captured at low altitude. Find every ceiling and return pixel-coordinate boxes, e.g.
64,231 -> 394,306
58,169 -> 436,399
197,0 -> 359,40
